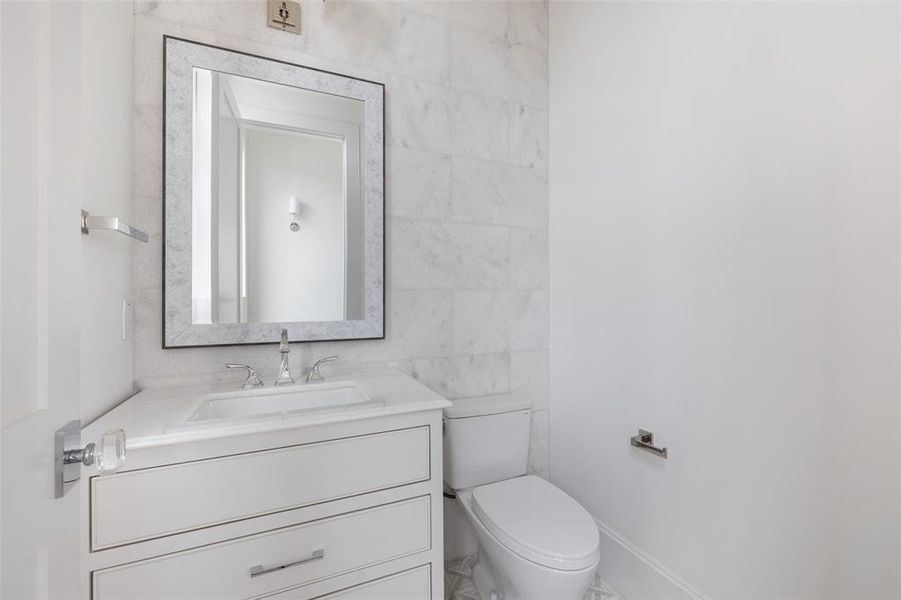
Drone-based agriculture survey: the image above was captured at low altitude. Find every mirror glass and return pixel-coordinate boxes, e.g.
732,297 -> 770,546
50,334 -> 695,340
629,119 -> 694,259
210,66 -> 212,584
164,37 -> 384,347
191,69 -> 365,325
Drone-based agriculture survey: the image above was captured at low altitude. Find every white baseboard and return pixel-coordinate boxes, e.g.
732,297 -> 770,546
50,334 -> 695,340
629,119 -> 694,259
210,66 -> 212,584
594,517 -> 711,600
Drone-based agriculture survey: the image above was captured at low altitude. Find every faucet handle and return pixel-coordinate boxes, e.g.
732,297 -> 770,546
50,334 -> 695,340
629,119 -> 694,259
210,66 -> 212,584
226,363 -> 264,389
306,356 -> 338,383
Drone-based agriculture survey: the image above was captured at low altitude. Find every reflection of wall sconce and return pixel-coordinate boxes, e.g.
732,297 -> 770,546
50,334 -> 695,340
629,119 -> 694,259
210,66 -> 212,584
288,196 -> 301,232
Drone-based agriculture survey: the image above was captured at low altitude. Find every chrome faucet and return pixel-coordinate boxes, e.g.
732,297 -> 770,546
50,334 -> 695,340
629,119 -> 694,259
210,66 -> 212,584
226,364 -> 263,389
274,329 -> 294,387
306,356 -> 338,383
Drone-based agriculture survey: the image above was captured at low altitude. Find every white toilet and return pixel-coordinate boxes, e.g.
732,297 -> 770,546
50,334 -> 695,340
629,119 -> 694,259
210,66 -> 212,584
444,395 -> 600,600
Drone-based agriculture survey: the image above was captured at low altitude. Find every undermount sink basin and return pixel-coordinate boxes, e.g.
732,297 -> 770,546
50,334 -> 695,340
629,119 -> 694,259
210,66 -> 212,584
188,382 -> 379,422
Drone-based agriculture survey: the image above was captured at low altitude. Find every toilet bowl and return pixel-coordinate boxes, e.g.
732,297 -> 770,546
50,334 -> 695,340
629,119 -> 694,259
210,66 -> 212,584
456,476 -> 599,600
443,395 -> 600,600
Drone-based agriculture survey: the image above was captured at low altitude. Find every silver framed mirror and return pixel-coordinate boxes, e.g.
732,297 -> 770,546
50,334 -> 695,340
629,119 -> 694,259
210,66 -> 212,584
163,37 -> 384,347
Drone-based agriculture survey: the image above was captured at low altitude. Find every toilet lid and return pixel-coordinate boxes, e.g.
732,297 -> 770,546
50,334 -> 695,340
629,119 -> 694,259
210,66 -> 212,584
471,475 -> 600,571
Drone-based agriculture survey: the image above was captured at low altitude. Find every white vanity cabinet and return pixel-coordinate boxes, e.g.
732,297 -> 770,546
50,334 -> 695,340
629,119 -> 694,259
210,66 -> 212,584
80,374 -> 448,600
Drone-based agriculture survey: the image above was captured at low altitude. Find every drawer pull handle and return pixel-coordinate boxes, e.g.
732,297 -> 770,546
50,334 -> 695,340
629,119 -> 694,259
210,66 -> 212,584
249,548 -> 325,578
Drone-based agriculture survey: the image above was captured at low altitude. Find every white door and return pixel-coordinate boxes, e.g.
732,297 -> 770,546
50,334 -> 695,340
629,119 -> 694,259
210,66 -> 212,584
1,1 -> 86,598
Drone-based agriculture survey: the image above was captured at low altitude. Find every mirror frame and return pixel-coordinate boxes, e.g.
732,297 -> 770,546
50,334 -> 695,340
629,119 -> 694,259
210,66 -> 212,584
162,37 -> 384,348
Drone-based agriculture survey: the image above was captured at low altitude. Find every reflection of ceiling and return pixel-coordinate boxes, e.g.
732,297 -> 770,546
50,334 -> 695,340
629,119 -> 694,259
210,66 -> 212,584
218,70 -> 364,126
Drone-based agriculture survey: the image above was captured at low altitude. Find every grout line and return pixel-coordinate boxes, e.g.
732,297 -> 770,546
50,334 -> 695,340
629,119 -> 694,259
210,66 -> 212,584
387,215 -> 549,232
387,143 -> 548,175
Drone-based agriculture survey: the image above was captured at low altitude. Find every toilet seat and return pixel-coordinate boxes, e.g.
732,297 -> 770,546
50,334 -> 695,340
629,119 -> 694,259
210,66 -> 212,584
471,475 -> 600,571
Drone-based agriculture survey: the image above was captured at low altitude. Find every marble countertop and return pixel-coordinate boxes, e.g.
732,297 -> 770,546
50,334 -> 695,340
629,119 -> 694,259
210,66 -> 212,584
84,367 -> 450,449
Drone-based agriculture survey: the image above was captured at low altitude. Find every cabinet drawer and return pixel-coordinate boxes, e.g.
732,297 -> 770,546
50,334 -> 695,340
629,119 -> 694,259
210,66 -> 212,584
92,496 -> 431,600
265,565 -> 431,600
91,426 -> 430,550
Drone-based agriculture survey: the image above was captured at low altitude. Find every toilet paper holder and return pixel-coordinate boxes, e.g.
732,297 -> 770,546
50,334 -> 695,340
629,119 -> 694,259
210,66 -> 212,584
630,429 -> 668,459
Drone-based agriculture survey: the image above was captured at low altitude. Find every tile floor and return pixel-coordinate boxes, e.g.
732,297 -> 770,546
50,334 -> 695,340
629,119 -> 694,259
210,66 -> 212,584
444,554 -> 625,600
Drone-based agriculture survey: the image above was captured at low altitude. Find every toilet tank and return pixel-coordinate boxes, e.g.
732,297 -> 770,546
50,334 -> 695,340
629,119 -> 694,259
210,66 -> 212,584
443,395 -> 531,490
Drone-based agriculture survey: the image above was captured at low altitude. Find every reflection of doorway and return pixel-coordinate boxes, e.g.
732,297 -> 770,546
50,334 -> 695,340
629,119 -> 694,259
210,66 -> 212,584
241,124 -> 348,323
236,107 -> 363,323
190,69 -> 244,325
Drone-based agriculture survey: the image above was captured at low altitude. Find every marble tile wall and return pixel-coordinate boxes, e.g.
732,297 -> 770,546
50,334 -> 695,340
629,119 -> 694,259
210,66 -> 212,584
131,0 -> 549,475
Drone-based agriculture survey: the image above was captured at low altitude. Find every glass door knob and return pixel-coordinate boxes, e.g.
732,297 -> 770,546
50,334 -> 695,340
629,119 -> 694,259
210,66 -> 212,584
63,429 -> 126,474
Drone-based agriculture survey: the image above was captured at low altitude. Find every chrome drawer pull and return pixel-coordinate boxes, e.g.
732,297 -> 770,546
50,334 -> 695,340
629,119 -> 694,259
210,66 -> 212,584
249,548 -> 325,578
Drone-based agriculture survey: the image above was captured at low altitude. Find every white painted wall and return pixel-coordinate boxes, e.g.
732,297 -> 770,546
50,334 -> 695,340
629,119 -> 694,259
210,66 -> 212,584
80,1 -> 135,422
549,2 -> 900,599
243,127 -> 346,322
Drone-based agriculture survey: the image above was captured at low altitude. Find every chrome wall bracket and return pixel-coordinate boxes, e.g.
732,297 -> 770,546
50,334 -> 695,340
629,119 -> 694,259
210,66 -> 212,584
630,428 -> 668,459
